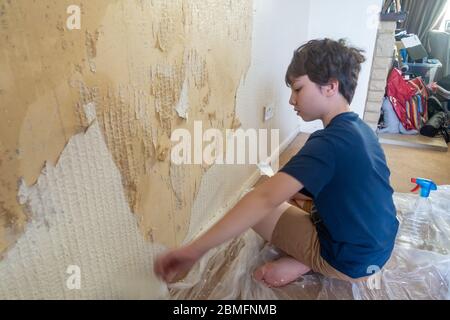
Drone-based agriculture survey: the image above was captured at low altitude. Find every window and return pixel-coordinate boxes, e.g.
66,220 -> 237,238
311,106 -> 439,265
437,1 -> 450,32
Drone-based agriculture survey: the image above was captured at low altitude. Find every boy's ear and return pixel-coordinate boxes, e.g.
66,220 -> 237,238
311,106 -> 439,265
321,78 -> 340,97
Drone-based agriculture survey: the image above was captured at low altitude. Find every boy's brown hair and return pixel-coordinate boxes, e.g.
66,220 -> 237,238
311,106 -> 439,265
285,38 -> 366,104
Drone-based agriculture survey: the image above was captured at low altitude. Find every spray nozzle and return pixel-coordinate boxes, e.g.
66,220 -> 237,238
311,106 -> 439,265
410,178 -> 437,197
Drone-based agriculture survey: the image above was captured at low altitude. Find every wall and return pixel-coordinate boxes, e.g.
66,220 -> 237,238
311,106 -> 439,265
0,0 -> 384,299
299,0 -> 384,133
0,0 -> 311,299
236,0 -> 309,143
364,20 -> 398,130
187,0 -> 312,245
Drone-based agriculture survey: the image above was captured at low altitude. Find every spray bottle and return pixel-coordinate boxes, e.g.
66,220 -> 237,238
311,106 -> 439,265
398,178 -> 437,248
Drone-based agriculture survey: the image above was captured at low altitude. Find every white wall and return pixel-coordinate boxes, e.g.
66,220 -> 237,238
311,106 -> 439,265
299,0 -> 383,133
236,0 -> 310,150
239,0 -> 384,134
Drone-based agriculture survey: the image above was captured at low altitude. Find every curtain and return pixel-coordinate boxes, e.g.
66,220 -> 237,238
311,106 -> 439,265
401,0 -> 448,48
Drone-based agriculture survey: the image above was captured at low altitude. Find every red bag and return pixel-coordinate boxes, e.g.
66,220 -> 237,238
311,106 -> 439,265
386,68 -> 428,130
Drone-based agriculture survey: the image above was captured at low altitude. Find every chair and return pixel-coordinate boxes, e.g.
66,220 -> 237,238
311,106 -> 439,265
428,30 -> 450,82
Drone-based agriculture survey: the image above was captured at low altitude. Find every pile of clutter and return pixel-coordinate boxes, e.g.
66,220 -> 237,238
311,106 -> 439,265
377,70 -> 450,142
377,31 -> 449,141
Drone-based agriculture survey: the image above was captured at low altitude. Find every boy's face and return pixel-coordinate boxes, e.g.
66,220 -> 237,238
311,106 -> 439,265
288,75 -> 329,122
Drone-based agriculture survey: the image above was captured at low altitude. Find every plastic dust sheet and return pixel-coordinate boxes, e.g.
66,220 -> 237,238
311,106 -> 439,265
167,186 -> 450,300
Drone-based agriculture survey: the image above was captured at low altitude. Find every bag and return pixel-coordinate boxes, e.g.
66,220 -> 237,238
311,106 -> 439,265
427,95 -> 444,118
378,97 -> 418,134
420,111 -> 450,142
407,77 -> 429,130
386,68 -> 430,131
386,68 -> 417,130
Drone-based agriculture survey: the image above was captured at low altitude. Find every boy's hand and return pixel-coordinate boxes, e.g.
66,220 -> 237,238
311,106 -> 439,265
153,172 -> 304,284
153,245 -> 201,283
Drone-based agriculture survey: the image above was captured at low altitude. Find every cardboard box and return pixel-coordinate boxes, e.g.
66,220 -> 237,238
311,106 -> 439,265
401,35 -> 428,61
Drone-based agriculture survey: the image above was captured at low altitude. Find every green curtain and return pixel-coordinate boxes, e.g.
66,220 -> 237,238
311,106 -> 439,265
401,0 -> 448,47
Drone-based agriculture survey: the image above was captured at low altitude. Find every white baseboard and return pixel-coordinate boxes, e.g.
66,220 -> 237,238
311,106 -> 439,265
225,125 -> 302,209
190,126 -> 302,240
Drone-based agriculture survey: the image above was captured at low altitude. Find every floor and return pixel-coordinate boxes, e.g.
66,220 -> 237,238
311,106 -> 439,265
378,133 -> 448,152
255,132 -> 450,192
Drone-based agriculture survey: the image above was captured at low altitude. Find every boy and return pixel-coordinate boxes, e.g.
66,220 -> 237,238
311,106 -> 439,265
154,38 -> 399,287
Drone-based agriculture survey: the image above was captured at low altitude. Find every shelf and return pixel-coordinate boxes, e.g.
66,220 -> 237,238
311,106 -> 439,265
380,12 -> 407,22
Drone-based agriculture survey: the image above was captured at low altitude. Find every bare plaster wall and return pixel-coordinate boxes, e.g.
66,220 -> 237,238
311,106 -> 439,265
0,0 -> 313,298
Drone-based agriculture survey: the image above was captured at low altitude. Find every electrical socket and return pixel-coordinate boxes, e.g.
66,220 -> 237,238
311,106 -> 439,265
263,105 -> 275,122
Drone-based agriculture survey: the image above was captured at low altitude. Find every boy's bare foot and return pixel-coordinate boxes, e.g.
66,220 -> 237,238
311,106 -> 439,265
253,256 -> 311,287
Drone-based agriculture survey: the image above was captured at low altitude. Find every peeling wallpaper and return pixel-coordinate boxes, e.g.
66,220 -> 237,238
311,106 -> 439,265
0,108 -> 168,299
0,0 -> 253,255
0,0 -> 321,299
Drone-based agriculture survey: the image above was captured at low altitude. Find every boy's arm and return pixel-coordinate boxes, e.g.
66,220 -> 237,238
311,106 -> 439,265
154,172 -> 304,282
188,172 -> 303,257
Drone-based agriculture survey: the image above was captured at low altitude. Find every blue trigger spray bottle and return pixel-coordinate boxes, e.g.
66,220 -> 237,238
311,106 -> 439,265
398,178 -> 438,249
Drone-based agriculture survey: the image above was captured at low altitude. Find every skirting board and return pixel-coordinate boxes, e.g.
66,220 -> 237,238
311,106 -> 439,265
190,125 -> 302,240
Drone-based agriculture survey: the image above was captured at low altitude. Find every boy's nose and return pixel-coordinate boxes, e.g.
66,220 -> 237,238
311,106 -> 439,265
289,95 -> 296,106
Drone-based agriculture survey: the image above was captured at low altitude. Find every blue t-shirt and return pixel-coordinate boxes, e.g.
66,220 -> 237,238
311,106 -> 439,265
280,112 -> 399,279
